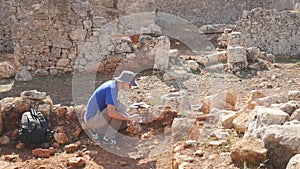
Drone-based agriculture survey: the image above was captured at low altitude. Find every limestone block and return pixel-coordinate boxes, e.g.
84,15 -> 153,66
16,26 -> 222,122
233,109 -> 252,133
273,101 -> 300,115
34,69 -> 49,77
263,125 -> 300,169
286,154 -> 300,169
227,46 -> 247,66
186,60 -> 199,71
201,92 -> 237,113
154,36 -> 170,70
245,106 -> 289,138
0,61 -> 16,79
15,67 -> 32,81
70,28 -> 87,41
171,118 -> 195,141
231,138 -> 267,168
56,59 -> 70,67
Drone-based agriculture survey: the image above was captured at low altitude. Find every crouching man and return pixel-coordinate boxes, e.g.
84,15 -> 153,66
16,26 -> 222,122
84,70 -> 140,145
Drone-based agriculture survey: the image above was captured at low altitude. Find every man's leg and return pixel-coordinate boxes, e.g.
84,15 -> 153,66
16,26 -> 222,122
103,102 -> 128,139
84,109 -> 111,141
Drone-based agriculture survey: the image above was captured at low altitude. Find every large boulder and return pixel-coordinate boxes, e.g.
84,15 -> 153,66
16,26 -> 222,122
262,125 -> 300,169
286,154 -> 300,169
0,61 -> 16,79
231,138 -> 267,168
245,106 -> 289,138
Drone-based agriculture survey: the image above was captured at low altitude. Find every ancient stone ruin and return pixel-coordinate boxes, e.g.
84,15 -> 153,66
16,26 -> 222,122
0,0 -> 300,168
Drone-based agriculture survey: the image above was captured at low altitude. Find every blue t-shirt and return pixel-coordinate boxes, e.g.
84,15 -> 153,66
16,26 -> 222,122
85,80 -> 118,120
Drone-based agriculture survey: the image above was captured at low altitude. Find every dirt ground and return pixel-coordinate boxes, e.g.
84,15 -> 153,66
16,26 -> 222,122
0,57 -> 300,168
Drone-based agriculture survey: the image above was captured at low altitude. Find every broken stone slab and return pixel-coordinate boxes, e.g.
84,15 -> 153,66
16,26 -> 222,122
171,117 -> 195,142
200,91 -> 237,114
230,138 -> 267,168
20,90 -> 47,100
271,100 -> 300,115
262,124 -> 300,169
286,154 -> 300,169
154,36 -> 170,71
209,108 -> 238,129
193,51 -> 227,67
233,108 -> 253,133
245,106 -> 289,138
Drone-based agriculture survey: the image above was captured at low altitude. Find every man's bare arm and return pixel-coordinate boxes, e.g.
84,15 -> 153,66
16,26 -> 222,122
107,104 -> 130,121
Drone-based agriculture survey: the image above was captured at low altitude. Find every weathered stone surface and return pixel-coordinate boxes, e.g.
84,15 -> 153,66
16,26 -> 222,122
286,154 -> 300,169
245,106 -> 289,138
0,97 -> 31,134
262,125 -> 300,169
230,138 -> 267,168
233,109 -> 252,133
15,67 -> 33,81
154,36 -> 170,71
236,8 -> 300,57
272,101 -> 300,115
171,117 -> 195,141
201,92 -> 237,113
0,61 -> 16,79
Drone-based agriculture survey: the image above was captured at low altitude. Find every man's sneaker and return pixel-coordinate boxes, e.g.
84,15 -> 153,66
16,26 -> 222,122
102,136 -> 122,146
90,129 -> 99,141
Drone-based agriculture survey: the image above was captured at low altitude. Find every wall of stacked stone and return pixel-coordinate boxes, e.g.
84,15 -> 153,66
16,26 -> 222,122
0,0 -> 299,76
236,8 -> 300,58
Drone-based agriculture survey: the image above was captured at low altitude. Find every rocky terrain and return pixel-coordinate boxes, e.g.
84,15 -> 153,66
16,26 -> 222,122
0,55 -> 300,169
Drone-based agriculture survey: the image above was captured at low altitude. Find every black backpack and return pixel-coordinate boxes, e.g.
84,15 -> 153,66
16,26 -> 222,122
18,109 -> 54,148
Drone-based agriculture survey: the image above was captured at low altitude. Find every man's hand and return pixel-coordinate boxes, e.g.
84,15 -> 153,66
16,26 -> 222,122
128,114 -> 140,122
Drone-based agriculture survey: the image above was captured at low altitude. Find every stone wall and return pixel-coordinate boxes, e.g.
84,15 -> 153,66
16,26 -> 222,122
236,8 -> 300,58
0,0 -> 299,76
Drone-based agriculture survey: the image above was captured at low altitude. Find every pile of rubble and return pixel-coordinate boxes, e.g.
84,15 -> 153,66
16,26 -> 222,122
0,90 -> 83,159
172,90 -> 300,169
